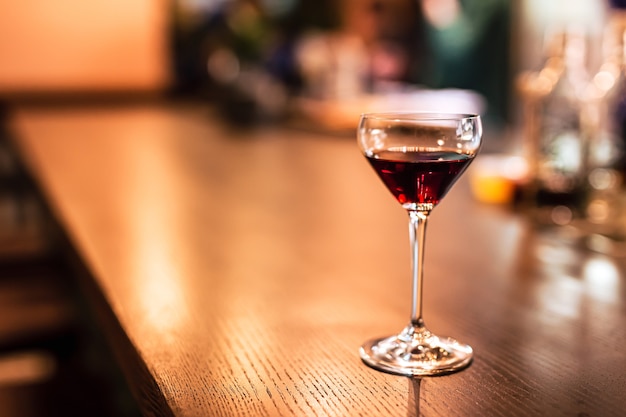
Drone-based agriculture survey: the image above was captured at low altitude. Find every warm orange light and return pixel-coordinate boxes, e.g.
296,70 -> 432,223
0,0 -> 170,93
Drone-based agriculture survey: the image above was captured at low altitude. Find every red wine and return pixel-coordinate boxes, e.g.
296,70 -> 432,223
366,149 -> 474,210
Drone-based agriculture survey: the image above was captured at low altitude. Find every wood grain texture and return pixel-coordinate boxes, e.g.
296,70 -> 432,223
8,103 -> 626,416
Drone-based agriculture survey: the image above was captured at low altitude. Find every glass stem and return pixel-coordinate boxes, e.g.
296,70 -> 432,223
408,210 -> 429,329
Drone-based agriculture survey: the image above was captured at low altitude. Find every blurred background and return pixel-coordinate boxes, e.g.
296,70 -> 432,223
0,0 -> 607,128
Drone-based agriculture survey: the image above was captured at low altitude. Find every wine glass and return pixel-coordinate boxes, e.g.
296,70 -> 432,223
357,112 -> 482,376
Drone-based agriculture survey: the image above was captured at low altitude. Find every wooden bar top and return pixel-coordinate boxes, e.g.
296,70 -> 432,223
8,103 -> 626,416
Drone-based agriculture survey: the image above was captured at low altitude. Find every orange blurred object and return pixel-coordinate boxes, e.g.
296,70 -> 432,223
469,155 -> 529,205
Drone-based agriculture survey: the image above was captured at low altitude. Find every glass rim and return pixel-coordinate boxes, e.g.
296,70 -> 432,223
360,111 -> 480,122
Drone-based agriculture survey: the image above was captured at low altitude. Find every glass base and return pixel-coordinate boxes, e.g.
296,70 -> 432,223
359,324 -> 473,376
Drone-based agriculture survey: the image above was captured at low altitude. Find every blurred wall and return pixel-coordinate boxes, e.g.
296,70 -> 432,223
0,0 -> 171,95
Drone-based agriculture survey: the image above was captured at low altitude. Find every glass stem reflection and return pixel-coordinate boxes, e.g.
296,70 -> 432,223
408,210 -> 429,329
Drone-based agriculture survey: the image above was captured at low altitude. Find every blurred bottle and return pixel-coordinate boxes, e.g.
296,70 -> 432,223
584,5 -> 626,255
518,28 -> 590,228
170,0 -> 292,124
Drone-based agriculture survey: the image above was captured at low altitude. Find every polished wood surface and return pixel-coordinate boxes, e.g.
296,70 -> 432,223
9,104 -> 626,416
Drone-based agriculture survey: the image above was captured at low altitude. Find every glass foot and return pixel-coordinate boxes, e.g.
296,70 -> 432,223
359,325 -> 473,376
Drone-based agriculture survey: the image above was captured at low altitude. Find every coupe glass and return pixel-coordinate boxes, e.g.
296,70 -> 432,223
357,112 -> 482,376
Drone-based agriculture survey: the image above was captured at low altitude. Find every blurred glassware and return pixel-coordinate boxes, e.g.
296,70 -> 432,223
518,27 -> 591,229
583,5 -> 626,256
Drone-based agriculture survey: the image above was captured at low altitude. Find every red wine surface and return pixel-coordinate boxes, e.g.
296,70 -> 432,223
366,149 -> 474,210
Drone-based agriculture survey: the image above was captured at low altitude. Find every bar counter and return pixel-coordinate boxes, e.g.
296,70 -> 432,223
8,103 -> 626,416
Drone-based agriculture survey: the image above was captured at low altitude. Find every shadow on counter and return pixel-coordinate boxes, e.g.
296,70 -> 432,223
0,103 -> 141,417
